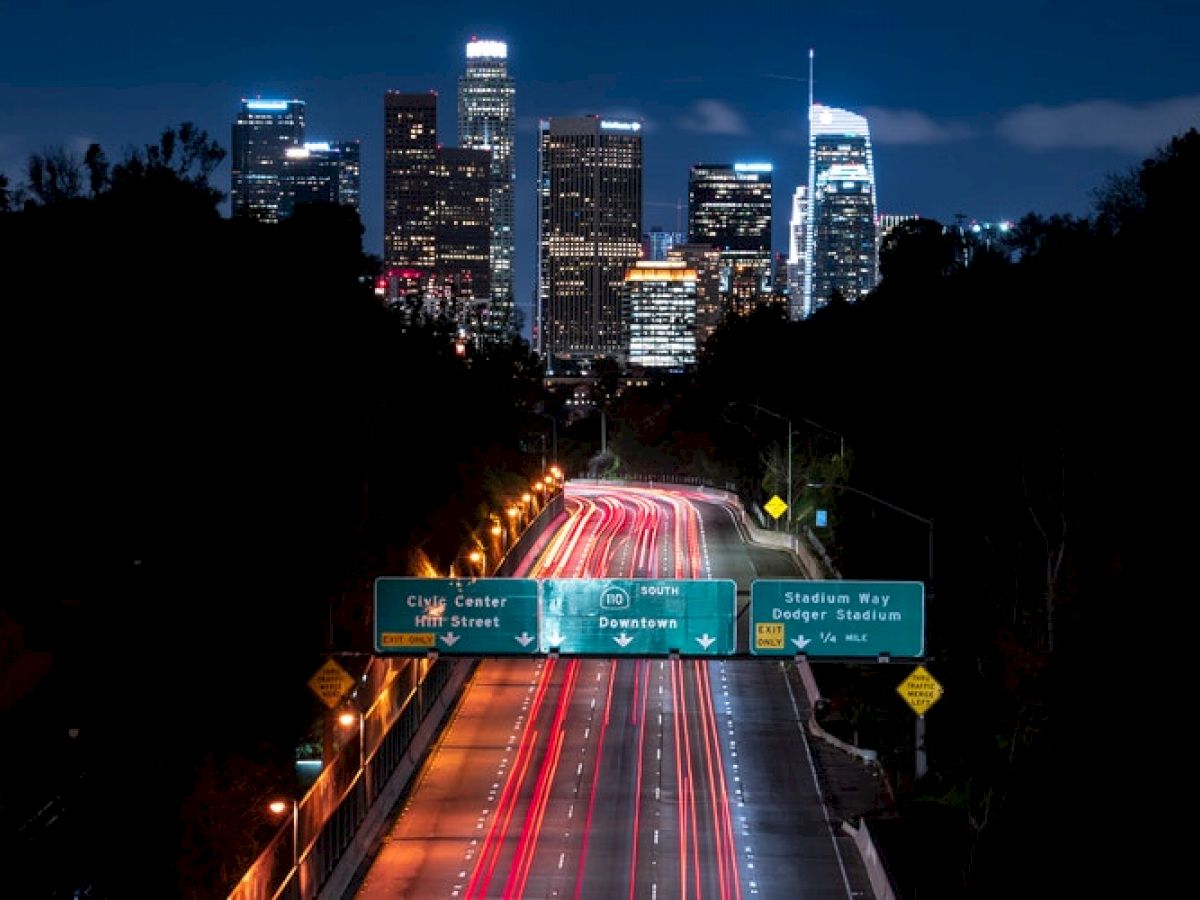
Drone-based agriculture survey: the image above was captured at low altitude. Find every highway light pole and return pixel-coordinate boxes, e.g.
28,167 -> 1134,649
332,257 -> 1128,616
806,481 -> 933,589
733,402 -> 794,528
806,480 -> 934,780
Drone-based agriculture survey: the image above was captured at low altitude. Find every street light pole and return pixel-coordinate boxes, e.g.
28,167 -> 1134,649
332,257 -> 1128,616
806,480 -> 934,780
749,404 -> 792,528
806,481 -> 932,587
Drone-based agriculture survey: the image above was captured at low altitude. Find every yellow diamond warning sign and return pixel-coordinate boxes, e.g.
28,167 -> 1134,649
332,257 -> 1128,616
308,657 -> 355,710
764,495 -> 788,520
897,665 -> 943,716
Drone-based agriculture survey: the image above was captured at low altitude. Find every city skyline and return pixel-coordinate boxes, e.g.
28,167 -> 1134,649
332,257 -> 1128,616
3,1 -> 1198,339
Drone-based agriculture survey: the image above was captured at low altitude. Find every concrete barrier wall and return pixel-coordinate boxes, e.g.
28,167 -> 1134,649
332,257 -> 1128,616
842,819 -> 898,900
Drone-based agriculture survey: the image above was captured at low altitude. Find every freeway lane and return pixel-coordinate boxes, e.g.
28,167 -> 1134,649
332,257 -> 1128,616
352,482 -> 873,899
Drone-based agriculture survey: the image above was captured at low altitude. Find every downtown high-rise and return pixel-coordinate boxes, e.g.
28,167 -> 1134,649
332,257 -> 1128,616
625,260 -> 697,371
383,91 -> 491,327
458,38 -> 516,341
231,99 -> 306,222
279,140 -> 360,219
786,185 -> 808,321
232,99 -> 358,223
537,116 -> 643,368
687,162 -> 773,319
383,92 -> 439,271
804,103 -> 877,316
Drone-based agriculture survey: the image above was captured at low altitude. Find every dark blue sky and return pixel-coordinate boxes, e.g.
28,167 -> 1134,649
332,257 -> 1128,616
3,0 -> 1197,335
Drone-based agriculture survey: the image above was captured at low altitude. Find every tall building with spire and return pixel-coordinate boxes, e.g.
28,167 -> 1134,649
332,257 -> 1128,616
458,38 -> 516,341
537,116 -> 643,368
804,103 -> 877,317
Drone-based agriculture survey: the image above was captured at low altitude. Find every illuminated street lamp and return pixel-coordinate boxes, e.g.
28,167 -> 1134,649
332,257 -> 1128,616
490,516 -> 505,552
338,708 -> 366,770
269,798 -> 299,867
468,548 -> 487,575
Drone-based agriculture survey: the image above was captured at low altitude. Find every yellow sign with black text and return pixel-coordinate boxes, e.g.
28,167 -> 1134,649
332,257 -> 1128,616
380,632 -> 437,649
897,665 -> 943,716
308,657 -> 355,710
754,622 -> 786,650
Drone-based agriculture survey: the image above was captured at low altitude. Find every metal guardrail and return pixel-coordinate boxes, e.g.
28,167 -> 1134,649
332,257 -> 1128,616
227,477 -> 887,900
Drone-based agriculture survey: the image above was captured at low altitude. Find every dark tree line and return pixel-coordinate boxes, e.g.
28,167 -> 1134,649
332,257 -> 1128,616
1,126 -> 546,898
601,128 -> 1194,897
3,124 -> 1190,898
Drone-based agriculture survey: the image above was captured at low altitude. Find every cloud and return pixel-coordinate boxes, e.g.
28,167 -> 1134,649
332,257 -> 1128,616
860,107 -> 975,144
997,94 -> 1200,152
677,99 -> 747,136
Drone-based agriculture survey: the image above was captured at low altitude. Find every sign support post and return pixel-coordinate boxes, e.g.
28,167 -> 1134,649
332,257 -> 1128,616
896,664 -> 943,780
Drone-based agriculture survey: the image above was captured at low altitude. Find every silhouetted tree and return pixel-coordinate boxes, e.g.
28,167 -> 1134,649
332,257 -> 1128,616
110,121 -> 226,206
83,141 -> 109,197
878,216 -> 959,286
25,146 -> 83,204
0,172 -> 10,212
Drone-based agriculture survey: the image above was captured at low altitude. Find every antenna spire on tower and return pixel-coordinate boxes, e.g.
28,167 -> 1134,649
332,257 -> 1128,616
808,48 -> 814,115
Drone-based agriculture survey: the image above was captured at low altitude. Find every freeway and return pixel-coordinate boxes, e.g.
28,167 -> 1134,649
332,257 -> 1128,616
351,481 -> 874,899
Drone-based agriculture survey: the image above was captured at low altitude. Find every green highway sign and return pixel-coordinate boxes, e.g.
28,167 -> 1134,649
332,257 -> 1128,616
750,580 -> 925,658
540,578 -> 737,656
374,577 -> 540,655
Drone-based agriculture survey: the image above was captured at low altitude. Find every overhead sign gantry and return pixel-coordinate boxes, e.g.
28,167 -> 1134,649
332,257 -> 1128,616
373,577 -> 925,659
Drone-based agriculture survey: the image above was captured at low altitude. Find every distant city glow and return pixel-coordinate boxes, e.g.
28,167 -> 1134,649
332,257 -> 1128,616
466,40 -> 507,59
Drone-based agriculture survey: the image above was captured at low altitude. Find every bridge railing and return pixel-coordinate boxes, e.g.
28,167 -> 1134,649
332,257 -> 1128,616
227,656 -> 466,900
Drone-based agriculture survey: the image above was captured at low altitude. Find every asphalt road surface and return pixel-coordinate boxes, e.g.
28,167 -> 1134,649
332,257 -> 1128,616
352,482 -> 875,899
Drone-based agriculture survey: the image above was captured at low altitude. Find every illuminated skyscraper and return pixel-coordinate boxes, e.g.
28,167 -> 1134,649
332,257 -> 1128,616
686,162 -> 773,319
805,103 -> 877,316
625,260 -> 697,370
537,116 -> 643,368
231,99 -> 306,222
786,185 -> 808,321
278,140 -> 361,219
667,243 -> 722,350
431,147 -> 492,315
458,38 -> 516,340
383,92 -> 439,271
382,92 -> 492,332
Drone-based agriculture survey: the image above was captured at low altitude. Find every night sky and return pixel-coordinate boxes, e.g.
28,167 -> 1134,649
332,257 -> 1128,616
3,0 -> 1196,335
